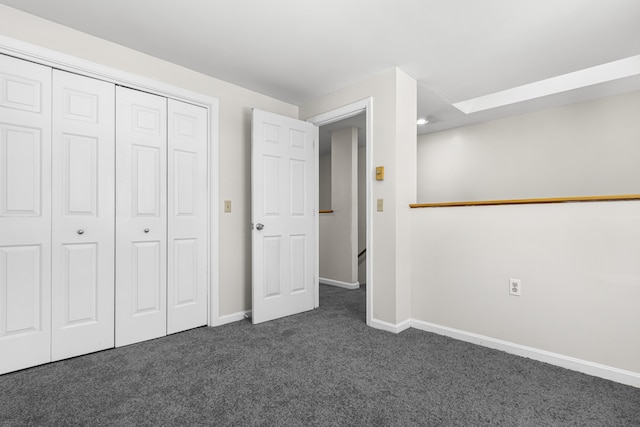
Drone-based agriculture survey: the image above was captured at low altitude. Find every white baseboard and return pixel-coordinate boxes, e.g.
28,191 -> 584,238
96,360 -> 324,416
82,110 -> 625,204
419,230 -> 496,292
411,319 -> 640,389
319,277 -> 360,290
214,310 -> 251,326
211,308 -> 640,388
369,317 -> 412,334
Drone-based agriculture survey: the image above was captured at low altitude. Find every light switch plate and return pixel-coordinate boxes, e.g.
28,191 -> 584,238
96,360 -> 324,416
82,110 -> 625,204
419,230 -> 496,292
224,200 -> 231,213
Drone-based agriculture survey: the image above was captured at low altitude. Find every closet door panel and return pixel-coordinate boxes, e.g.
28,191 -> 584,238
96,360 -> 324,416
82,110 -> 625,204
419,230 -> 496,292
0,55 -> 52,375
167,99 -> 208,334
131,240 -> 162,313
116,86 -> 167,347
51,70 -> 115,361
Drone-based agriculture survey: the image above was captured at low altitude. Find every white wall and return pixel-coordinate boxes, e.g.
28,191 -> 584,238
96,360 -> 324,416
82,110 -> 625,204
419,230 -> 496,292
417,90 -> 640,203
411,202 -> 640,374
301,68 -> 416,326
319,136 -> 367,286
319,152 -> 331,210
394,71 -> 417,322
413,92 -> 640,376
319,128 -> 358,285
0,5 -> 298,318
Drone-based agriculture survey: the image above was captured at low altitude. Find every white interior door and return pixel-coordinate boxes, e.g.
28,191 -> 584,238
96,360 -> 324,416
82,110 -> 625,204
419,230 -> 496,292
51,70 -> 115,360
115,86 -> 167,347
0,54 -> 52,374
251,109 -> 317,324
167,99 -> 208,334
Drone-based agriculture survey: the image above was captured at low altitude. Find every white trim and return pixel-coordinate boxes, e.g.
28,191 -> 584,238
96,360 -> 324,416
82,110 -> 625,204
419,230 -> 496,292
307,97 -> 374,328
215,310 -> 252,326
0,35 -> 214,108
314,126 -> 320,309
208,100 -> 220,328
369,317 -> 412,334
307,102 -> 368,127
0,35 -> 221,329
411,319 -> 640,389
319,278 -> 360,290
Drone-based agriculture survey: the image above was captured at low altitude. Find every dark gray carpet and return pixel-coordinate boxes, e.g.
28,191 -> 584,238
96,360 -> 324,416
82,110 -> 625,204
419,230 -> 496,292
1,285 -> 639,426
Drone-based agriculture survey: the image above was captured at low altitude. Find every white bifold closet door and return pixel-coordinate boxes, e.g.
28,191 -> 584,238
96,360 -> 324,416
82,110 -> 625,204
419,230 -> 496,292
167,99 -> 208,334
51,70 -> 115,361
115,87 -> 168,347
0,55 -> 52,374
115,87 -> 208,347
0,55 -> 209,373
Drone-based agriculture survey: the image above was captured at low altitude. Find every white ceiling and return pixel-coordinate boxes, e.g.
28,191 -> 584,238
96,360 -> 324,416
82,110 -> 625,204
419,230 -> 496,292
3,0 -> 640,134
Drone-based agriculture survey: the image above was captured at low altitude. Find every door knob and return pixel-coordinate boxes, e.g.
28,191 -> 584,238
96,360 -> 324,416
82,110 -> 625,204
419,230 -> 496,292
144,228 -> 150,233
256,223 -> 264,230
77,229 -> 84,235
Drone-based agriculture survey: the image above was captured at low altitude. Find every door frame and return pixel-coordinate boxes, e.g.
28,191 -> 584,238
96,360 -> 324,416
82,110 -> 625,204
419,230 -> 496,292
0,35 -> 221,326
306,98 -> 373,327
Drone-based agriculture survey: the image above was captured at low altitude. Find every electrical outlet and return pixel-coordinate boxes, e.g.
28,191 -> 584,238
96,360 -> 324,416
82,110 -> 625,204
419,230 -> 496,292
377,198 -> 384,212
509,278 -> 521,296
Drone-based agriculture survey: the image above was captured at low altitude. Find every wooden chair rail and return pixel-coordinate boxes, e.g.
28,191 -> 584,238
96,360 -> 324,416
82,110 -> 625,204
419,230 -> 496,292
409,194 -> 640,208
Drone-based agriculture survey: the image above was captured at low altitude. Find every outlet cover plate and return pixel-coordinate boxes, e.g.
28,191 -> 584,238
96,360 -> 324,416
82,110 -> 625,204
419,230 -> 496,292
509,278 -> 521,296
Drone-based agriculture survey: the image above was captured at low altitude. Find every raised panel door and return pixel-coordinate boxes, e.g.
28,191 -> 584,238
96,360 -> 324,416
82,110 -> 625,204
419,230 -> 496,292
251,109 -> 317,324
51,70 -> 115,360
0,54 -> 52,374
167,99 -> 208,334
115,86 -> 167,347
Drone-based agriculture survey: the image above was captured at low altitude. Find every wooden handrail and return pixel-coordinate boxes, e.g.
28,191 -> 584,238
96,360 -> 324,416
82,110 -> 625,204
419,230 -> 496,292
409,194 -> 640,208
319,209 -> 334,213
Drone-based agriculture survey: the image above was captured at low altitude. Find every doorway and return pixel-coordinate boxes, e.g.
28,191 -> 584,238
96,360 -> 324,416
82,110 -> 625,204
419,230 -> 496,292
317,113 -> 366,290
306,98 -> 373,327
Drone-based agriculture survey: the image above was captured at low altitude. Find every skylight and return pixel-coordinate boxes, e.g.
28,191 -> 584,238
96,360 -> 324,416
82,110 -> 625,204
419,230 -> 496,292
453,55 -> 640,114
